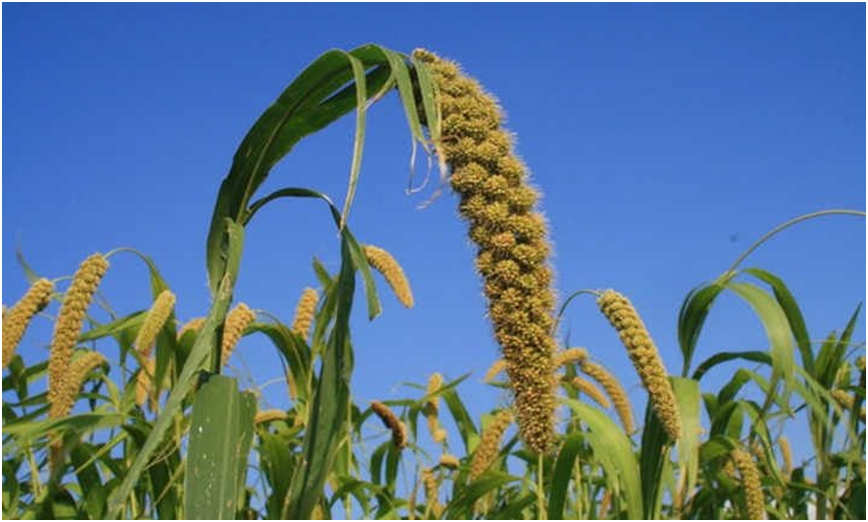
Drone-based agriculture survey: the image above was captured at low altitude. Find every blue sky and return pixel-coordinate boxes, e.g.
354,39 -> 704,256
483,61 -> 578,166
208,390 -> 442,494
3,3 -> 865,471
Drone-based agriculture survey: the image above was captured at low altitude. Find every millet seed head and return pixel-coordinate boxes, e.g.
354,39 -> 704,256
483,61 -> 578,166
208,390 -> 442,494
553,347 -> 589,368
597,290 -> 681,441
731,448 -> 766,520
469,409 -> 513,481
439,453 -> 460,469
177,317 -> 206,339
580,360 -> 635,434
2,278 -> 54,369
291,287 -> 319,339
414,49 -> 557,454
221,303 -> 256,365
363,245 -> 414,308
48,254 -> 109,415
569,377 -> 611,409
371,400 -> 406,449
134,290 -> 176,357
50,351 -> 106,420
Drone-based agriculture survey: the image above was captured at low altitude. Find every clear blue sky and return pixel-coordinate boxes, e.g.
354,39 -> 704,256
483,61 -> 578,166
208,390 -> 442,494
3,3 -> 865,467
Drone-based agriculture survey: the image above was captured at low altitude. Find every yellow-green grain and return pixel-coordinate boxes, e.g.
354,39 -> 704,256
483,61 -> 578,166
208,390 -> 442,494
2,278 -> 54,369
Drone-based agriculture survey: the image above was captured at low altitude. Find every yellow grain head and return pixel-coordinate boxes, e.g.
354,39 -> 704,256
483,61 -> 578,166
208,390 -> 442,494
832,388 -> 855,410
580,361 -> 635,434
856,356 -> 866,372
569,376 -> 611,409
136,357 -> 155,408
363,245 -> 414,308
731,448 -> 766,520
48,254 -> 109,416
2,278 -> 54,369
371,400 -> 406,449
50,351 -> 107,420
221,303 -> 255,365
49,350 -> 106,471
778,436 -> 792,477
422,468 -> 442,517
134,290 -> 176,357
483,359 -> 506,383
553,347 -> 589,368
597,290 -> 681,441
291,287 -> 319,339
469,409 -> 513,481
413,49 -> 557,454
254,409 -> 288,425
425,372 -> 447,444
177,317 -> 206,339
439,453 -> 460,469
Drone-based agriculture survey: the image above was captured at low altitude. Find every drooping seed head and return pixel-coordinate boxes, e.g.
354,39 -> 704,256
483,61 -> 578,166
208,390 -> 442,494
221,303 -> 255,365
363,245 -> 414,308
177,317 -> 206,339
483,359 -> 506,382
422,468 -> 442,517
254,409 -> 288,425
554,347 -> 589,368
136,357 -> 155,408
580,360 -> 635,434
371,400 -> 406,449
856,356 -> 866,372
2,278 -> 54,369
439,453 -> 460,469
134,290 -> 176,357
414,50 -> 557,454
731,448 -> 766,520
48,254 -> 109,415
469,409 -> 513,481
597,290 -> 681,441
424,373 -> 447,443
831,389 -> 855,410
569,376 -> 611,409
50,351 -> 107,420
291,287 -> 319,339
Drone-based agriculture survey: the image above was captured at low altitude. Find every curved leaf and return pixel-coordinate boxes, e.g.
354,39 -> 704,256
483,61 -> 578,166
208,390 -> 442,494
692,350 -> 772,381
561,398 -> 642,519
677,281 -> 726,376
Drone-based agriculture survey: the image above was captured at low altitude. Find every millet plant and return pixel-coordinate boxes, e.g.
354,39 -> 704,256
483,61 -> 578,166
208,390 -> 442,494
2,44 -> 865,520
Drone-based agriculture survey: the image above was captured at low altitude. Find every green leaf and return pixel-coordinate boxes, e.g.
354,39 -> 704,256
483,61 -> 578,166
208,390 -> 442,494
677,281 -> 727,376
639,399 -> 671,519
692,350 -> 772,381
672,377 -> 701,513
815,304 -> 862,387
725,281 -> 795,404
547,433 -> 582,520
743,268 -> 814,372
561,398 -> 642,519
184,375 -> 256,519
442,471 -> 517,520
78,310 -> 146,342
441,378 -> 479,453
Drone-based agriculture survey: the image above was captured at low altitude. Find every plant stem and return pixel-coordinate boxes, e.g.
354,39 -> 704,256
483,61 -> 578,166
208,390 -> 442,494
538,452 -> 547,520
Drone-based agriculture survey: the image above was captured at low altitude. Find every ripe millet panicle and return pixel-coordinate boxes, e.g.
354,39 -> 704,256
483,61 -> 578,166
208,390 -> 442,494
469,409 -> 513,480
554,347 -> 589,368
413,49 -> 557,455
50,351 -> 107,420
134,290 -> 176,357
569,376 -> 611,409
371,400 -> 406,449
136,357 -> 156,408
2,278 -> 54,369
221,303 -> 256,365
363,245 -> 414,308
597,289 -> 681,441
439,453 -> 460,469
177,317 -> 206,339
290,287 -> 319,338
731,448 -> 766,520
778,436 -> 793,476
48,254 -> 109,416
425,372 -> 447,443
